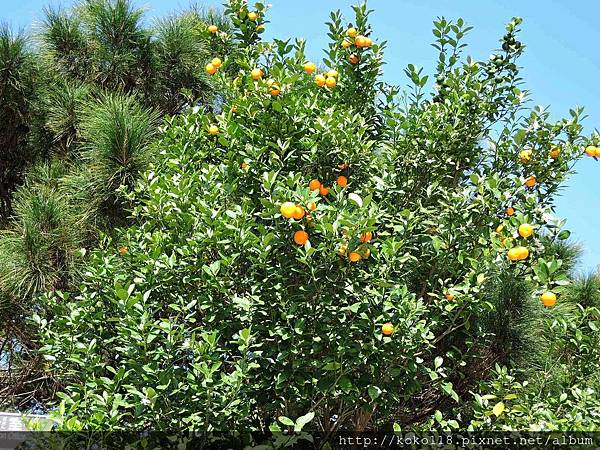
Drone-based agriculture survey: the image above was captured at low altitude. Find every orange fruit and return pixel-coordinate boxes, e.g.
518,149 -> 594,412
247,11 -> 258,21
270,86 -> 281,96
342,39 -> 352,49
361,247 -> 371,258
119,246 -> 128,256
348,54 -> 359,65
325,77 -> 337,88
251,68 -> 263,80
595,147 -> 600,157
294,230 -> 309,245
241,162 -> 249,170
337,175 -> 348,187
307,202 -> 317,211
338,162 -> 349,169
346,27 -> 358,38
326,69 -> 339,78
309,179 -> 321,191
230,105 -> 238,113
525,176 -> 537,187
518,223 -> 534,238
445,292 -> 455,301
208,125 -> 219,135
506,207 -> 515,216
208,25 -> 218,33
304,62 -> 316,74
364,37 -> 373,47
315,74 -> 326,87
549,147 -> 561,158
541,291 -> 557,308
381,322 -> 394,336
205,63 -> 217,75
495,224 -> 504,234
211,57 -> 222,68
280,202 -> 297,219
257,24 -> 265,33
360,231 -> 373,243
508,246 -> 529,262
355,35 -> 368,47
319,186 -> 330,196
348,252 -> 361,262
519,149 -> 533,163
585,145 -> 597,156
292,205 -> 305,220
501,237 -> 512,247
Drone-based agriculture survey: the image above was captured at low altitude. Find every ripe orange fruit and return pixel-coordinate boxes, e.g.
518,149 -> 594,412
280,202 -> 297,218
525,176 -> 537,187
319,186 -> 330,196
585,145 -> 597,156
304,62 -> 316,74
294,230 -> 309,245
348,54 -> 359,65
315,74 -> 326,87
251,68 -> 263,80
360,231 -> 373,243
337,175 -> 347,187
364,37 -> 373,47
208,25 -> 218,33
309,179 -> 321,191
211,57 -> 222,68
518,223 -> 534,238
307,202 -> 317,211
445,292 -> 455,301
381,322 -> 394,336
507,246 -> 529,262
326,69 -> 339,78
549,147 -> 561,158
346,27 -> 357,38
208,125 -> 219,135
506,207 -> 515,216
348,251 -> 361,262
541,291 -> 557,308
355,35 -> 368,47
257,24 -> 265,33
292,205 -> 305,220
205,63 -> 217,75
270,85 -> 281,96
325,77 -> 337,88
119,246 -> 128,256
342,39 -> 352,49
247,11 -> 258,21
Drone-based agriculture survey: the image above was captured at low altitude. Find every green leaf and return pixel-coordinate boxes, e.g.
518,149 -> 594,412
278,416 -> 294,427
368,385 -> 381,401
492,402 -> 505,417
294,412 -> 315,431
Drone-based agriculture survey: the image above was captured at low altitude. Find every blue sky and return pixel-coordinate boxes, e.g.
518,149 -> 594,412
4,0 -> 599,272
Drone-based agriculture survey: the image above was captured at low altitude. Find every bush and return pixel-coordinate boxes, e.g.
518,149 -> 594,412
37,1 -> 596,432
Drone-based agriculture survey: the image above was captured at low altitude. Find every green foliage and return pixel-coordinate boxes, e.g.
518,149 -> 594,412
0,26 -> 43,218
36,1 -> 597,432
78,93 -> 160,217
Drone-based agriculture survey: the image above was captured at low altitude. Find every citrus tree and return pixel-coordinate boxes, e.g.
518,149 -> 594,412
36,0 -> 597,433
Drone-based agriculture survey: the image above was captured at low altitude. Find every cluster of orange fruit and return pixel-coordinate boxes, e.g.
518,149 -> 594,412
303,63 -> 339,89
340,231 -> 373,262
205,57 -> 222,75
280,201 -> 316,246
342,27 -> 372,65
585,145 -> 600,157
497,217 -> 559,308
